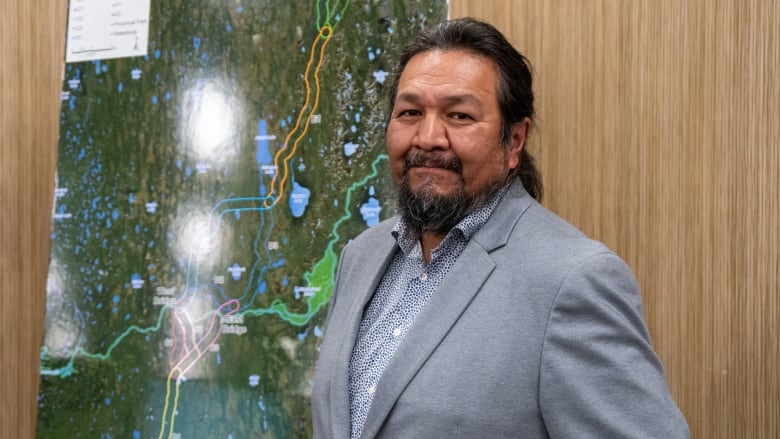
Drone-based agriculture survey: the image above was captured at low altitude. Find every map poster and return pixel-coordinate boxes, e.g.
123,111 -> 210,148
38,1 -> 446,438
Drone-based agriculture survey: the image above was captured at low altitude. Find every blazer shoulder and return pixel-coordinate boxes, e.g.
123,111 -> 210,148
484,181 -> 603,255
489,199 -> 628,293
514,201 -> 611,256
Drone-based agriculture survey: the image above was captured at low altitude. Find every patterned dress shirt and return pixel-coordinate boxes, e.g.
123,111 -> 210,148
347,187 -> 507,439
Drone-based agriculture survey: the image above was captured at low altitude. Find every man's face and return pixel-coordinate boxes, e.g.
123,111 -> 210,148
387,49 -> 527,232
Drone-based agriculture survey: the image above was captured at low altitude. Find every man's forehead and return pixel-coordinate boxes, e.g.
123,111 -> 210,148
396,49 -> 499,92
394,91 -> 485,107
403,48 -> 498,74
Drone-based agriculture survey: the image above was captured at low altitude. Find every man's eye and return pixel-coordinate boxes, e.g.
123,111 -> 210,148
451,112 -> 472,120
397,109 -> 420,117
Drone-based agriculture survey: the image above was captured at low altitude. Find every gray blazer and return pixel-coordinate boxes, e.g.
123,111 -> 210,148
312,180 -> 689,438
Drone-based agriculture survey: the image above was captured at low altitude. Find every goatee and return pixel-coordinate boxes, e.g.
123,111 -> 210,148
395,151 -> 504,235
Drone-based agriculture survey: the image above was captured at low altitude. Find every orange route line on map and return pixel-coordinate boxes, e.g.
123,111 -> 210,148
265,25 -> 333,207
157,23 -> 337,439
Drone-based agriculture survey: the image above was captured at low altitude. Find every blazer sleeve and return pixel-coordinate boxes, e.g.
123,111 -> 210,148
539,251 -> 689,438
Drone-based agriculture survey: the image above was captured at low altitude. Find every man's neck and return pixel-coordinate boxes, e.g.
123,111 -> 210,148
420,231 -> 447,264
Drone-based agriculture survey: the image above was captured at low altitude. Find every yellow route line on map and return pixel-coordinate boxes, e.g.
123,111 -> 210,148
158,367 -> 184,439
265,25 -> 333,207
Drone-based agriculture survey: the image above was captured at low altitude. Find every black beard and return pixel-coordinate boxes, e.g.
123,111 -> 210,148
395,175 -> 471,235
395,151 -> 506,235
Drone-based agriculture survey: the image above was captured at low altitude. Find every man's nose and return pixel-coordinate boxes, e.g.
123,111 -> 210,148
413,114 -> 448,150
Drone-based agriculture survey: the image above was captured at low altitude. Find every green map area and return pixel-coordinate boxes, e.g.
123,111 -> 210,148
37,1 -> 446,437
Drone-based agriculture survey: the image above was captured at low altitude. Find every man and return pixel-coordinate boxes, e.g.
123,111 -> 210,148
313,17 -> 689,438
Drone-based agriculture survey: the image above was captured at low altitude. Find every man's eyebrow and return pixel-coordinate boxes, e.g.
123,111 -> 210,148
395,92 -> 484,108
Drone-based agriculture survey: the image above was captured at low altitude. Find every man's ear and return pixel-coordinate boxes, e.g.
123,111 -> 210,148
507,117 -> 531,170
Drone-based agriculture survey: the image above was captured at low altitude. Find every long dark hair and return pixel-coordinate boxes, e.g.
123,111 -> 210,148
388,17 -> 543,201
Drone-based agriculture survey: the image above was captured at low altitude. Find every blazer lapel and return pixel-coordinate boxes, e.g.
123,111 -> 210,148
328,230 -> 398,439
359,181 -> 534,438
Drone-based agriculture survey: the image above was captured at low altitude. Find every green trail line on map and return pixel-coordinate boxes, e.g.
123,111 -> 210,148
245,154 -> 389,326
40,148 -> 386,378
317,0 -> 349,30
39,304 -> 173,378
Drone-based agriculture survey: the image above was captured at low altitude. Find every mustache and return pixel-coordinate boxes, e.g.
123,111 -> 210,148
403,151 -> 463,173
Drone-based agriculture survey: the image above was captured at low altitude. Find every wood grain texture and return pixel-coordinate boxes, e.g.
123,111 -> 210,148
451,1 -> 779,437
0,1 -> 66,438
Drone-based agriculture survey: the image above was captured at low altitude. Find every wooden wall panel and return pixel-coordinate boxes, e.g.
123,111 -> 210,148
2,0 -> 778,437
452,1 -> 779,438
0,1 -> 66,438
